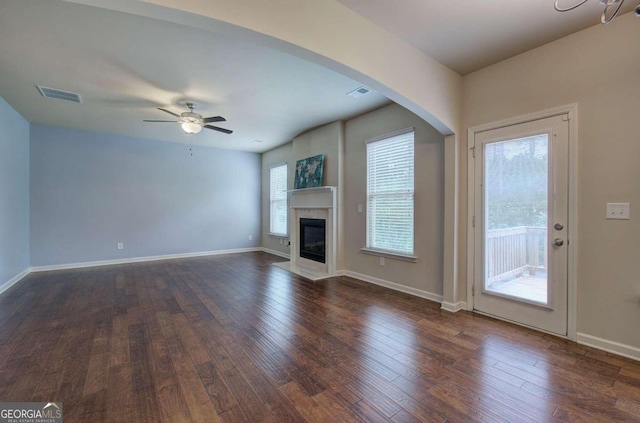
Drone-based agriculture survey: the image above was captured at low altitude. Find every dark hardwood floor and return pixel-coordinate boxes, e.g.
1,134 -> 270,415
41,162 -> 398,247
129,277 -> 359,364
1,252 -> 639,422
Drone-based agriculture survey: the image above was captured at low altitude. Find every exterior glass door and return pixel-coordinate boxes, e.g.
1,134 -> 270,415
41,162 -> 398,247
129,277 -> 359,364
473,115 -> 569,335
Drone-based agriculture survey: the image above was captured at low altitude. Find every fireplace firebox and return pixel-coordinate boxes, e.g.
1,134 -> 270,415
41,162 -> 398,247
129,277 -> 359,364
299,218 -> 326,263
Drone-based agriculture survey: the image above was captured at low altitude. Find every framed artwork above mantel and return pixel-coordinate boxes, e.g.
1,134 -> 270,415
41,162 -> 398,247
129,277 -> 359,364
293,154 -> 324,189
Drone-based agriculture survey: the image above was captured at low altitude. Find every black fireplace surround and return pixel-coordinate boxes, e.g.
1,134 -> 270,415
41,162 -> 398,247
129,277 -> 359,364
299,218 -> 326,263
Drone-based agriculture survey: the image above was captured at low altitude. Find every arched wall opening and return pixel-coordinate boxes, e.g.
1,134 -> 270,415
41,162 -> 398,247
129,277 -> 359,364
63,0 -> 463,307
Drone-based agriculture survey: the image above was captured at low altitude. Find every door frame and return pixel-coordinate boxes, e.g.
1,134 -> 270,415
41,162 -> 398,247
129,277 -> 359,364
466,104 -> 578,341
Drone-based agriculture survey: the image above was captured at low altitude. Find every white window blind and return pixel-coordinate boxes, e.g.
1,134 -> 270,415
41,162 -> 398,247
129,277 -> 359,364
366,129 -> 414,255
270,163 -> 288,235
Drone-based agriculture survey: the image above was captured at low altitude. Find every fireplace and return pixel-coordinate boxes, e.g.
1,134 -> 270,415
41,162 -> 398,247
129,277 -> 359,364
273,186 -> 337,280
299,218 -> 326,263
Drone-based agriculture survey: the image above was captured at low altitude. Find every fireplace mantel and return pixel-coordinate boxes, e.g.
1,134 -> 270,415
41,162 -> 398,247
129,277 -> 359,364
273,186 -> 338,281
285,186 -> 336,193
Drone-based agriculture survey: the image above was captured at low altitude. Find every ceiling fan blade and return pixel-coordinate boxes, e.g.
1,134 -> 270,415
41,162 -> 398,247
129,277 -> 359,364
204,125 -> 233,134
158,107 -> 180,118
203,116 -> 226,123
143,120 -> 177,122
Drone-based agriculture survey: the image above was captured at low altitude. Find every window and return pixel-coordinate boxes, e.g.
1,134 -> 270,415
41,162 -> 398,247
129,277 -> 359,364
366,129 -> 415,255
269,163 -> 288,235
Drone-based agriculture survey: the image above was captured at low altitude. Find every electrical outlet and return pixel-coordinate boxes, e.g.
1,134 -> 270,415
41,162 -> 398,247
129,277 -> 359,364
606,203 -> 630,220
117,242 -> 124,250
379,257 -> 385,266
248,235 -> 253,241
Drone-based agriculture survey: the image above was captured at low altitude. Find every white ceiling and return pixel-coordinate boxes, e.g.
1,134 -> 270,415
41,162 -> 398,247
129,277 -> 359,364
1,1 -> 636,153
0,0 -> 389,152
336,0 -> 637,75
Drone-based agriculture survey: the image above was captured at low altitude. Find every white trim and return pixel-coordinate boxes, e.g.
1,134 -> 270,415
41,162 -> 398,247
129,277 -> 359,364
474,309 -> 570,340
273,261 -> 336,281
566,105 -> 579,342
0,268 -> 31,296
268,161 -> 288,169
343,270 -> 443,304
577,333 -> 640,362
466,125 -> 476,314
466,104 -> 578,341
440,301 -> 468,313
285,186 -> 336,193
365,127 -> 414,145
360,247 -> 418,263
470,104 -> 577,134
261,247 -> 290,259
267,232 -> 288,238
289,191 -> 338,277
30,248 -> 262,272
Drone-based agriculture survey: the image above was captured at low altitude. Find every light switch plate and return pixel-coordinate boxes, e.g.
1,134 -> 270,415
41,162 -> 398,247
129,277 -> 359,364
606,203 -> 630,220
357,204 -> 363,213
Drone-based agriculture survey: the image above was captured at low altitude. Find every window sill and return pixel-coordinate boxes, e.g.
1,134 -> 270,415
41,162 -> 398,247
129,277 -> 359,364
267,233 -> 288,239
360,248 -> 418,263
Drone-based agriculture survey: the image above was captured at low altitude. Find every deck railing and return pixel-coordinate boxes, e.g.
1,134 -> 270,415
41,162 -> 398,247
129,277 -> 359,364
487,226 -> 547,284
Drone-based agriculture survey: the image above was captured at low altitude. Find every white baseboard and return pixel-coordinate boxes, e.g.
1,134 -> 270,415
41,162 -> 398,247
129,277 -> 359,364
30,247 -> 262,272
577,332 -> 640,362
0,268 -> 31,296
343,270 -> 443,304
260,248 -> 290,259
441,301 -> 468,313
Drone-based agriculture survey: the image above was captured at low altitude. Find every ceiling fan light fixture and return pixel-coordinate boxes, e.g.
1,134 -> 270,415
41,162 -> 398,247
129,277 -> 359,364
144,103 -> 231,135
181,121 -> 202,134
554,0 -> 639,24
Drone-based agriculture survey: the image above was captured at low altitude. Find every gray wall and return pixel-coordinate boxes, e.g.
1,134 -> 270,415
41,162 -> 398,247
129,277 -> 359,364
260,104 -> 445,296
30,125 -> 261,267
344,103 -> 445,295
0,97 -> 30,287
461,13 -> 640,349
291,121 -> 345,270
260,121 -> 346,262
291,121 -> 343,188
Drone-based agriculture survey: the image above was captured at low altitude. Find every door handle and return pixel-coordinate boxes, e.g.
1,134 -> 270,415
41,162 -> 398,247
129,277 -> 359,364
554,223 -> 564,231
553,238 -> 564,247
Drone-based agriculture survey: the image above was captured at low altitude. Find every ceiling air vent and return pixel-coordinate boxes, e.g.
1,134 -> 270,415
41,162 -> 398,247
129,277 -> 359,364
37,86 -> 83,104
347,86 -> 372,99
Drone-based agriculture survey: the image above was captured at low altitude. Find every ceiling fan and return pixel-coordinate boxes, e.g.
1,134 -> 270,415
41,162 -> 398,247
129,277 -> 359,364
144,102 -> 233,135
